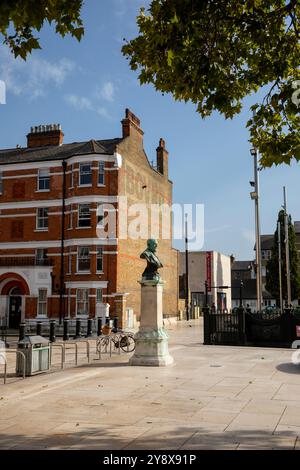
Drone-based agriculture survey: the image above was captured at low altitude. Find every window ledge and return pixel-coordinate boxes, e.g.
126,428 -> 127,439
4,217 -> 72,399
77,226 -> 92,230
36,190 -> 50,193
78,184 -> 92,188
97,184 -> 106,188
34,229 -> 48,232
75,272 -> 91,275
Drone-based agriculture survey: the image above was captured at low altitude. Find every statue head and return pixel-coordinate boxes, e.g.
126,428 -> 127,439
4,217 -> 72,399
147,239 -> 157,253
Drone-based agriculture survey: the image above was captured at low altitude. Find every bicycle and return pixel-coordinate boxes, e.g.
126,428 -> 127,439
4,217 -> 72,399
96,329 -> 136,356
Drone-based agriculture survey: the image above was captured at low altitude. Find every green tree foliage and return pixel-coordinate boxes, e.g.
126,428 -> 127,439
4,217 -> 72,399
266,210 -> 300,304
0,0 -> 84,59
122,0 -> 300,167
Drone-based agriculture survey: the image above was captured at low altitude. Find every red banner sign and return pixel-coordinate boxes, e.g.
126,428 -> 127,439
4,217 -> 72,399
206,251 -> 212,292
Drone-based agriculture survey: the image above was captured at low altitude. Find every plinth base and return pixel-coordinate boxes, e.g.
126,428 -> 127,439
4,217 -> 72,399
129,327 -> 174,367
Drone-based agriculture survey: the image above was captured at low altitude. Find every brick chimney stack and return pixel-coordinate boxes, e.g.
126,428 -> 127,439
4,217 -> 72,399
121,108 -> 144,139
156,138 -> 169,178
27,124 -> 64,148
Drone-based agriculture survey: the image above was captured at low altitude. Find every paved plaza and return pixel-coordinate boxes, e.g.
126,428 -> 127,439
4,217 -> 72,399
0,320 -> 300,450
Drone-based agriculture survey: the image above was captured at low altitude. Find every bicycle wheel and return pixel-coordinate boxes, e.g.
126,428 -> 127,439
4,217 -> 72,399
120,334 -> 136,352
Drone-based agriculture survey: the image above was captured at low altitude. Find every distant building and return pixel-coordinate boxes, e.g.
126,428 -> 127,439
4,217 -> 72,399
179,251 -> 232,311
231,260 -> 255,281
231,279 -> 276,310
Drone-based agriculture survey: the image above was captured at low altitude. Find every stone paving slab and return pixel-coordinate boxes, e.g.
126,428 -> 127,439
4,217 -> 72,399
0,320 -> 299,450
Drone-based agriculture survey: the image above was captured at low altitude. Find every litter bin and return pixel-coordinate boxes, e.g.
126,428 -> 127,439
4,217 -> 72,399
16,335 -> 50,376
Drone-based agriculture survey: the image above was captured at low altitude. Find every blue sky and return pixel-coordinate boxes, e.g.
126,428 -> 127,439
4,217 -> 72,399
0,0 -> 299,260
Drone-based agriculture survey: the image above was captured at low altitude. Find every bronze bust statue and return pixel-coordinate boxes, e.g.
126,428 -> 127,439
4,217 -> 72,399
140,239 -> 163,281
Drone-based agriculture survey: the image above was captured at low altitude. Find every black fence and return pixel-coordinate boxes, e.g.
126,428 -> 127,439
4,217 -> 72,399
203,307 -> 300,347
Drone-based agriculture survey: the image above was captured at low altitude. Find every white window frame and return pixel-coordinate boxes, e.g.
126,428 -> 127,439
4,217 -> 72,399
68,248 -> 72,274
79,162 -> 92,186
37,168 -> 50,192
36,207 -> 48,230
68,204 -> 73,229
76,289 -> 89,316
70,164 -> 74,188
96,247 -> 103,273
77,246 -> 90,273
37,288 -> 47,317
78,203 -> 91,228
98,162 -> 105,186
35,248 -> 48,265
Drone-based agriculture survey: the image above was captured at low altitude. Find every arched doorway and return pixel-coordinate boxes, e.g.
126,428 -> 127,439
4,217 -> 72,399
8,286 -> 23,329
0,274 -> 30,329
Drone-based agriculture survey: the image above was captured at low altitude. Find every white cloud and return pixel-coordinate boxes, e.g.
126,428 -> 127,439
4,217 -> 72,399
65,94 -> 93,111
0,47 -> 75,99
99,82 -> 115,102
64,94 -> 110,120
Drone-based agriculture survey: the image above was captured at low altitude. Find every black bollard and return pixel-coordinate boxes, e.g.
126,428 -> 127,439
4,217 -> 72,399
63,318 -> 69,341
19,322 -> 26,341
36,321 -> 42,336
86,318 -> 93,337
202,307 -> 211,345
49,320 -> 56,343
105,317 -> 110,326
112,316 -> 118,333
74,319 -> 81,339
97,317 -> 102,336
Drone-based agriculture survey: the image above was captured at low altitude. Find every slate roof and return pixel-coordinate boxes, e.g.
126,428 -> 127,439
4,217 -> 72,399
0,138 -> 122,165
231,261 -> 253,271
254,234 -> 274,251
231,279 -> 274,300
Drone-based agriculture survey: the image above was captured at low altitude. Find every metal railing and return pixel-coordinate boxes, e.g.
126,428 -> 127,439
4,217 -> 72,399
0,349 -> 25,384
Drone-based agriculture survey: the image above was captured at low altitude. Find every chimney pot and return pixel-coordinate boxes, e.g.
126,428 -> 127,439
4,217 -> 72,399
156,138 -> 169,178
27,123 -> 64,148
121,108 -> 144,139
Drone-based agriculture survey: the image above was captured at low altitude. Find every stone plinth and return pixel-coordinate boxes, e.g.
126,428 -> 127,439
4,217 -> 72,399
129,279 -> 174,367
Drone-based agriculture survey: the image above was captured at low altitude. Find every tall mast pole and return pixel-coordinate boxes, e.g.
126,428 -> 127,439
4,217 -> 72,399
185,214 -> 190,321
283,187 -> 292,307
253,149 -> 262,311
278,221 -> 283,312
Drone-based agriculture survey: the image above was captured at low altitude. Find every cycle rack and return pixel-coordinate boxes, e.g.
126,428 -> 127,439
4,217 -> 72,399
96,333 -> 122,359
0,352 -> 7,384
50,343 -> 65,369
61,341 -> 78,365
78,339 -> 90,363
0,350 -> 26,384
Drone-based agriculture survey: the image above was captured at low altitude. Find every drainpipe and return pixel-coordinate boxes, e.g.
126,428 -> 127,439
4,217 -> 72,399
59,160 -> 67,324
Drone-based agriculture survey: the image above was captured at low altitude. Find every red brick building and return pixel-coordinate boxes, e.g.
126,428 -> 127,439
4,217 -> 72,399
0,110 -> 178,328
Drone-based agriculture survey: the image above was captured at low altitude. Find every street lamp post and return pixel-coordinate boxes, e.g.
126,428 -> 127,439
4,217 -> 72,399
283,187 -> 292,307
185,215 -> 190,321
278,221 -> 283,312
250,148 -> 262,312
239,280 -> 244,308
